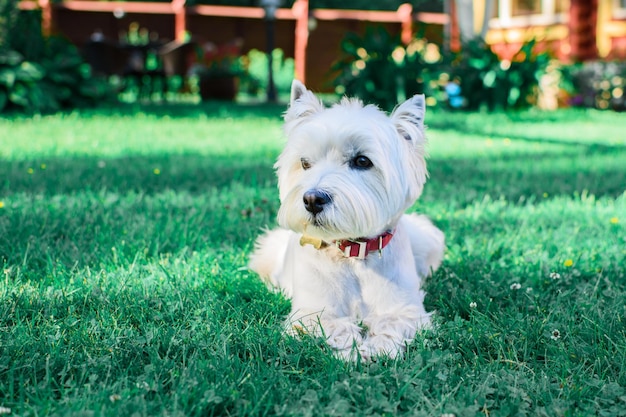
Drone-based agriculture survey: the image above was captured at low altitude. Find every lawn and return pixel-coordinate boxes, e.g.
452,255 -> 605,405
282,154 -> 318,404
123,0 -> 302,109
1,102 -> 625,416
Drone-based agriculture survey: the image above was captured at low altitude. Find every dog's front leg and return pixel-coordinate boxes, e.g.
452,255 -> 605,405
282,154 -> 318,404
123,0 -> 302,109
284,249 -> 365,357
359,300 -> 431,360
288,312 -> 364,358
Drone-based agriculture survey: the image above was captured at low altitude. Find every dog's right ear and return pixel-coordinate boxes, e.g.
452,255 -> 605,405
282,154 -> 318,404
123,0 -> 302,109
284,80 -> 324,123
391,94 -> 426,144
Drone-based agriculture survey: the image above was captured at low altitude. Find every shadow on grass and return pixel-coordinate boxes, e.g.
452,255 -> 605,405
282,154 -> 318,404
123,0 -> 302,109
2,106 -> 625,276
431,125 -> 623,153
425,154 -> 626,204
0,100 -> 288,121
0,153 -> 279,274
1,153 -> 277,195
427,110 -> 625,152
2,141 -> 625,201
62,101 -> 286,121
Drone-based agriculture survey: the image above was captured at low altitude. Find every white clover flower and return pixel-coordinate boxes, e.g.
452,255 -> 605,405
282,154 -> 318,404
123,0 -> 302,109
469,302 -> 477,308
550,272 -> 561,280
510,283 -> 522,290
550,329 -> 561,341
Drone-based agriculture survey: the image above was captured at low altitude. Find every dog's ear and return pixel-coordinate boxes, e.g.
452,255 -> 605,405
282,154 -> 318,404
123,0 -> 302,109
391,94 -> 426,144
290,80 -> 308,104
284,80 -> 324,123
392,94 -> 428,201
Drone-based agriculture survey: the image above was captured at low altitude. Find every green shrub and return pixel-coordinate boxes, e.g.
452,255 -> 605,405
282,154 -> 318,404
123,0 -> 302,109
332,25 -> 548,111
0,0 -> 18,54
0,37 -> 115,113
239,48 -> 295,97
0,0 -> 114,113
332,26 -> 438,110
566,61 -> 626,111
438,38 -> 550,111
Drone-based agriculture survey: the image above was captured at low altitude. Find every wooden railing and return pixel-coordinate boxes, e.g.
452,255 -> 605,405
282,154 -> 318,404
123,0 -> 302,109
18,0 -> 448,87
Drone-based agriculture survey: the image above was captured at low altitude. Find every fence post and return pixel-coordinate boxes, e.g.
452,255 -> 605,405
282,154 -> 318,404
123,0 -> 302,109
292,0 -> 309,84
398,3 -> 413,45
172,0 -> 186,42
38,0 -> 52,36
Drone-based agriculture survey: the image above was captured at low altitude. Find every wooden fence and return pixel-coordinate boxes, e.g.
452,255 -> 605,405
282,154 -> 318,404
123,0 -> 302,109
18,0 -> 447,91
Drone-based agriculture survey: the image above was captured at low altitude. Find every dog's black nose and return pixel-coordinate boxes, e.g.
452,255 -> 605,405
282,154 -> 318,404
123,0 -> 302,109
303,190 -> 331,215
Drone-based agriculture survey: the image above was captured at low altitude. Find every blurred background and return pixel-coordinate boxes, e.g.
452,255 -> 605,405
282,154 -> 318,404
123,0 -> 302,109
1,0 -> 625,112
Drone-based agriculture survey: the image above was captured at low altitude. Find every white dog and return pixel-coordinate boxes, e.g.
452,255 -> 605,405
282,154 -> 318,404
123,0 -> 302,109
249,81 -> 444,360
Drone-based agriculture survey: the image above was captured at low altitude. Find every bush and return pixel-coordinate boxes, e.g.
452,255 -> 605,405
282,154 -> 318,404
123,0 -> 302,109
435,38 -> 550,111
332,26 -> 438,110
0,38 -> 115,113
0,0 -> 114,113
566,61 -> 626,111
331,27 -> 548,112
239,48 -> 295,98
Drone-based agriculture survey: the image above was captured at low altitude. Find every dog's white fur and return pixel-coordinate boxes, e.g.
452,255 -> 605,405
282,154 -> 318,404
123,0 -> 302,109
249,81 -> 445,360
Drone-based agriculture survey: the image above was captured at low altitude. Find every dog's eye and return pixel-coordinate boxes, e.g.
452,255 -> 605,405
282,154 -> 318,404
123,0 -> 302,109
300,158 -> 312,170
351,155 -> 373,170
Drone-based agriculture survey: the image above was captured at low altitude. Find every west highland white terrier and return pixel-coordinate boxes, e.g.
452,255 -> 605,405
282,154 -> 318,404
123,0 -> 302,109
249,80 -> 445,360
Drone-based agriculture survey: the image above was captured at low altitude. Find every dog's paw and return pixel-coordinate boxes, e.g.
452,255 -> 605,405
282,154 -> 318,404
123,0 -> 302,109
285,316 -> 363,352
322,318 -> 364,351
333,347 -> 361,362
358,335 -> 405,361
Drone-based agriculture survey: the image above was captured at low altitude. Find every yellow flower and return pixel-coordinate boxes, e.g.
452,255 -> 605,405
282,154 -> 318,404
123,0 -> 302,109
27,168 -> 34,174
610,217 -> 619,224
542,192 -> 548,198
153,168 -> 161,175
40,163 -> 47,170
564,259 -> 574,267
0,201 -> 4,209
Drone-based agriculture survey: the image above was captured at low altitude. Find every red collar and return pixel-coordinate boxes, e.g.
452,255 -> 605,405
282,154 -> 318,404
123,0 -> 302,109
334,230 -> 394,259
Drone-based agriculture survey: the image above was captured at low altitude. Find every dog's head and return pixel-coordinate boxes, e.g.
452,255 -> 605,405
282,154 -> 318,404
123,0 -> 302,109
275,80 -> 428,241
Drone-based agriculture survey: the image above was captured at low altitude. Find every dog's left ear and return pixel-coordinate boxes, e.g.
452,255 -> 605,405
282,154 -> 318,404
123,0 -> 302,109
391,94 -> 426,144
392,95 -> 428,200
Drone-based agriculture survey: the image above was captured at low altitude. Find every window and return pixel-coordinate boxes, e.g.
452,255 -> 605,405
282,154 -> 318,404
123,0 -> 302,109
511,0 -> 541,16
554,0 -> 568,13
490,0 -> 570,28
615,0 -> 626,19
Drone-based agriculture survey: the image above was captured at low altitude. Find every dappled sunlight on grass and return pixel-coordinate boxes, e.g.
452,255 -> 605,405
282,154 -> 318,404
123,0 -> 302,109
1,104 -> 625,416
427,108 -> 626,146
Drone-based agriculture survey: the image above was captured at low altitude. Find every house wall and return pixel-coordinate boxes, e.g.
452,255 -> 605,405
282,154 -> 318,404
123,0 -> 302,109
597,0 -> 626,59
486,24 -> 570,61
483,0 -> 626,62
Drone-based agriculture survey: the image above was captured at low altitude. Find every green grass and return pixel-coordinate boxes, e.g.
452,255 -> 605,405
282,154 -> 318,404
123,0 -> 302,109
1,103 -> 625,416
